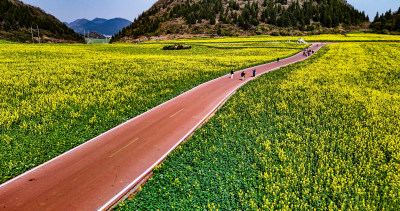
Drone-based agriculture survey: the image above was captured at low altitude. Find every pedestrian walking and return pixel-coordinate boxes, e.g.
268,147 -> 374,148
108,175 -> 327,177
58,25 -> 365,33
230,70 -> 234,79
252,69 -> 256,77
277,57 -> 280,62
241,71 -> 245,80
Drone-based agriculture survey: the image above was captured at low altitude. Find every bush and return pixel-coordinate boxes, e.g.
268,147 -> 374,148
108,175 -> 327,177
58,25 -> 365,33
279,29 -> 289,36
382,29 -> 390,34
162,44 -> 192,50
271,30 -> 280,36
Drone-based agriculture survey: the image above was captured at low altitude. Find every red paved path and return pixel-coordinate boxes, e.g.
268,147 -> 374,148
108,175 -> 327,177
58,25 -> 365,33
0,43 -> 325,210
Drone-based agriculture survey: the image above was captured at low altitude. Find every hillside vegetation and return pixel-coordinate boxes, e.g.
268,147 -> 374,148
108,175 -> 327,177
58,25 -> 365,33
111,0 -> 369,42
0,0 -> 83,43
370,8 -> 400,34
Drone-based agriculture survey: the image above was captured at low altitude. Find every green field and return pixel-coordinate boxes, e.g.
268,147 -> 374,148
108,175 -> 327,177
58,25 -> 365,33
117,42 -> 400,210
85,38 -> 111,44
0,41 -> 306,183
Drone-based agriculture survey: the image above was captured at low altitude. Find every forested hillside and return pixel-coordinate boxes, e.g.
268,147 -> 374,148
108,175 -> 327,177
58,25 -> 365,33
370,8 -> 400,34
111,0 -> 369,42
0,0 -> 84,43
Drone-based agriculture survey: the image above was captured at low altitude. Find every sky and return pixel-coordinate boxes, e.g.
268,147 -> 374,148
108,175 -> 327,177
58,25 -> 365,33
346,0 -> 399,20
21,0 -> 158,23
21,0 -> 400,23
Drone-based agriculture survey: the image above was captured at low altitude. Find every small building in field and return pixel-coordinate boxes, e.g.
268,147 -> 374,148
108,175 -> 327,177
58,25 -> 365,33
297,38 -> 307,44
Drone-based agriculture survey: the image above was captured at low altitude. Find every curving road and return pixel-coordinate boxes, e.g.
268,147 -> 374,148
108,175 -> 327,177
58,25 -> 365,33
0,43 -> 326,211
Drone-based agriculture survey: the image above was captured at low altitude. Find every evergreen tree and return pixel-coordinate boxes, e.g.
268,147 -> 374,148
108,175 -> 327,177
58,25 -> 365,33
370,8 -> 400,32
395,13 -> 400,31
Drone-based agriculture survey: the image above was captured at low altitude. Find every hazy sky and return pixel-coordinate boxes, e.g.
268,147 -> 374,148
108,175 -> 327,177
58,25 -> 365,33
21,0 -> 399,23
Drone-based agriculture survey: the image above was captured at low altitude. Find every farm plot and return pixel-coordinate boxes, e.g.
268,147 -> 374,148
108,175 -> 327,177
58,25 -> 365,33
0,41 -> 306,183
117,42 -> 400,210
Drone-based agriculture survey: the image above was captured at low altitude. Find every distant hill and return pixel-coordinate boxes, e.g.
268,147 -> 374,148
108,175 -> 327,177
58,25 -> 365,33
87,31 -> 106,39
111,0 -> 369,43
0,0 -> 84,43
91,18 -> 108,24
67,18 -> 132,36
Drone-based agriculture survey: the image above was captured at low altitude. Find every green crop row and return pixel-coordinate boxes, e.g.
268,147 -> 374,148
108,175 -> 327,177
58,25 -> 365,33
117,42 -> 400,210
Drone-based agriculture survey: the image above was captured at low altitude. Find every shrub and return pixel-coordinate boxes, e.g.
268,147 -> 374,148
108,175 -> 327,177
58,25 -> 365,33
162,44 -> 191,50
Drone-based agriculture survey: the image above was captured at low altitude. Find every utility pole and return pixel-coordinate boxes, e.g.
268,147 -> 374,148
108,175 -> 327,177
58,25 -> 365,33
37,25 -> 41,44
87,30 -> 91,44
30,26 -> 35,43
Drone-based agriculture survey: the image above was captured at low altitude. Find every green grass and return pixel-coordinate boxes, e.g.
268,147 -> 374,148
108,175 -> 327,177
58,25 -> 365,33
85,38 -> 110,44
0,40 -> 13,44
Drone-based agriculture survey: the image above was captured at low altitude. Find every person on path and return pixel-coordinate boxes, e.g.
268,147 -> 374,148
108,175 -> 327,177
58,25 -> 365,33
241,71 -> 245,80
252,69 -> 256,77
230,70 -> 234,79
277,57 -> 280,62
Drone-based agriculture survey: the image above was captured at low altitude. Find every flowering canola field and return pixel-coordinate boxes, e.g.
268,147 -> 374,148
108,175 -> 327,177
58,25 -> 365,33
156,33 -> 400,44
0,42 -> 305,183
118,42 -> 400,210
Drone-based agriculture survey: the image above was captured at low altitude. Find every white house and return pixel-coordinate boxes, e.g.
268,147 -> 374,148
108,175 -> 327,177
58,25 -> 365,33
297,38 -> 307,44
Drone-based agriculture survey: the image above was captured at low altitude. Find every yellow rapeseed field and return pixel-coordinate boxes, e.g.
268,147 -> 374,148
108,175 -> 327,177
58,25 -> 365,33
0,41 -> 306,183
156,33 -> 400,44
118,42 -> 400,210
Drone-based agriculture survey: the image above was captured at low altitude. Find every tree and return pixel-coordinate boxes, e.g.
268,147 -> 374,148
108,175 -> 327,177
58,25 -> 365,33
210,15 -> 216,25
263,0 -> 268,7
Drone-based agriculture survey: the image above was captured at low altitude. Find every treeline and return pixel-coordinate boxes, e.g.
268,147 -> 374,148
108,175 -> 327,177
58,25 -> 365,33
262,0 -> 368,29
0,0 -> 83,42
111,6 -> 162,42
111,0 -> 369,42
170,0 -> 368,29
370,8 -> 400,33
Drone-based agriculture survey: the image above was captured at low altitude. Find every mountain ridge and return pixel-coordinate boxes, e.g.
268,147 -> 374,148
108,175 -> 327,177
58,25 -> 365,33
0,0 -> 84,43
66,17 -> 132,36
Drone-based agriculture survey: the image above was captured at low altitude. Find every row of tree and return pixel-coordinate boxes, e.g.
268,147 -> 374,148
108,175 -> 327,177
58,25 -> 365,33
371,8 -> 400,33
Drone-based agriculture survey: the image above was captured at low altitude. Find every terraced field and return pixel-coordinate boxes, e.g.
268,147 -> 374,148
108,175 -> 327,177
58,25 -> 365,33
0,41 -> 306,183
117,42 -> 400,210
